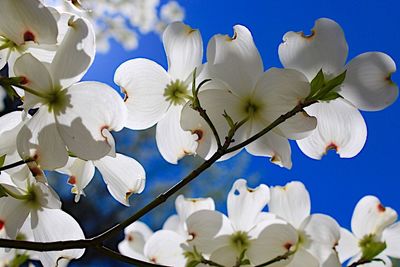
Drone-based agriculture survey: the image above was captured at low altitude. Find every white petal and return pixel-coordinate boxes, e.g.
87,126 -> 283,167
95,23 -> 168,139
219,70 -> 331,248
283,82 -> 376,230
209,245 -> 239,267
114,58 -> 171,130
247,222 -> 299,266
351,195 -> 397,238
163,215 -> 181,233
245,129 -> 292,169
58,157 -> 95,202
143,230 -> 186,266
186,210 -> 233,254
0,0 -> 58,46
32,208 -> 85,266
297,98 -> 367,159
254,68 -> 317,140
227,179 -> 270,232
118,221 -> 153,260
269,181 -> 311,229
207,25 -> 263,97
50,16 -> 95,88
13,53 -> 54,110
287,248 -> 320,267
383,222 -> 400,258
336,228 -> 360,263
0,49 -> 8,70
94,153 -> 145,206
17,107 -> 68,170
279,18 -> 348,80
175,195 -> 215,223
321,251 -> 342,267
342,52 -> 398,111
0,195 -> 30,239
156,105 -> 197,164
180,87 -> 245,160
0,111 -> 24,156
55,82 -> 127,161
163,22 -> 203,80
301,214 -> 341,264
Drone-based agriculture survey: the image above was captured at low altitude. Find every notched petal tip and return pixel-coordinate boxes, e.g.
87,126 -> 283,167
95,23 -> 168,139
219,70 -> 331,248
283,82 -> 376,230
299,29 -> 316,40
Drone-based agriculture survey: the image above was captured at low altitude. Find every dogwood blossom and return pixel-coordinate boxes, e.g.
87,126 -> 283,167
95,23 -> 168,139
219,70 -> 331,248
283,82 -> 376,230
115,21 -> 203,164
181,25 -> 317,168
0,172 -> 85,266
279,18 -> 398,159
57,153 -> 146,206
14,15 -> 127,170
337,196 -> 400,266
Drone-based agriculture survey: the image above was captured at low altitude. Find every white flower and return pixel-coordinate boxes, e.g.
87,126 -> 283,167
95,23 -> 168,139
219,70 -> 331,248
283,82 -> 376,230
14,16 -> 127,170
0,172 -> 85,266
186,179 -> 298,266
269,181 -> 341,267
57,153 -> 146,206
278,18 -> 398,159
181,25 -> 317,168
0,0 -> 58,70
337,196 -> 400,266
114,21 -> 203,164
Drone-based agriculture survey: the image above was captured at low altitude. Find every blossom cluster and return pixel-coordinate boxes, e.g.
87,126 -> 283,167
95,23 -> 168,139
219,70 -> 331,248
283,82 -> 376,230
0,0 -> 398,266
119,178 -> 400,267
42,0 -> 185,52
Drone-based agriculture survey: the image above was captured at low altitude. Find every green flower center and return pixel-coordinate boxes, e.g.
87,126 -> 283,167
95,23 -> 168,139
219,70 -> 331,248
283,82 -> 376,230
229,231 -> 250,251
45,88 -> 71,115
242,97 -> 263,119
164,79 -> 189,106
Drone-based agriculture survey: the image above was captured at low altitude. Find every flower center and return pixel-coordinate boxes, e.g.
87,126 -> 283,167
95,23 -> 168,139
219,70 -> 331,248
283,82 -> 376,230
242,97 -> 263,119
164,79 -> 189,106
229,231 -> 250,252
45,88 -> 71,115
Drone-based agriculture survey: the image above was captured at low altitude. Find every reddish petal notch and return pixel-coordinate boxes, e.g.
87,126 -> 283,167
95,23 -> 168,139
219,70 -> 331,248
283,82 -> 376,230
23,31 -> 35,42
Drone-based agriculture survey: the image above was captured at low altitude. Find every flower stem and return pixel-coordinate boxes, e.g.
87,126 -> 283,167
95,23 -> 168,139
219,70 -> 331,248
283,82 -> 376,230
0,159 -> 33,172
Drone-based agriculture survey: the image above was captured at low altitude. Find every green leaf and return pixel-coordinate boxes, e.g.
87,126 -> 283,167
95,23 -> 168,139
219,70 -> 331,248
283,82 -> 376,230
324,70 -> 347,91
0,185 -> 8,198
319,91 -> 342,101
223,110 -> 235,129
0,154 -> 5,168
360,235 -> 387,261
309,69 -> 325,97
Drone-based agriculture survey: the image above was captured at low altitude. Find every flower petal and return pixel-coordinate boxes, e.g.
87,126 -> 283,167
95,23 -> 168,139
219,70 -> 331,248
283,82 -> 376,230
351,196 -> 398,239
341,52 -> 398,111
186,210 -> 233,254
207,25 -> 263,97
209,245 -> 239,267
297,98 -> 367,160
114,58 -> 171,130
227,179 -> 270,232
269,181 -> 311,229
0,195 -> 30,239
13,53 -> 54,110
50,16 -> 95,88
336,227 -> 359,263
94,153 -> 145,206
156,105 -> 197,164
55,81 -> 127,161
0,0 -> 58,46
254,68 -> 317,140
247,222 -> 299,266
0,111 -> 24,156
17,107 -> 68,170
163,22 -> 203,80
118,221 -> 153,261
57,157 -> 95,202
382,222 -> 400,258
175,195 -> 215,223
287,248 -> 320,267
143,230 -> 186,266
31,208 -> 85,266
245,129 -> 292,169
279,18 -> 348,80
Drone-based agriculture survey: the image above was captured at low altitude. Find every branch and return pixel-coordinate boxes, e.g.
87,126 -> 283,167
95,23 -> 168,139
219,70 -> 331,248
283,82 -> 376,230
347,258 -> 385,267
0,100 -> 316,265
0,159 -> 33,172
254,251 -> 294,267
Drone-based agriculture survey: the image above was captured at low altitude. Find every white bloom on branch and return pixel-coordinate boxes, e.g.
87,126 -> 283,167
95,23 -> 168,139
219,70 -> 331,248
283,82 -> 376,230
14,15 -> 127,170
279,18 -> 398,159
115,21 -> 204,164
337,195 -> 400,266
181,25 -> 317,168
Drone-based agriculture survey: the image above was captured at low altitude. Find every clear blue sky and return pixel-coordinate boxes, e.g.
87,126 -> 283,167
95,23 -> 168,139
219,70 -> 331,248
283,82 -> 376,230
84,0 -> 400,238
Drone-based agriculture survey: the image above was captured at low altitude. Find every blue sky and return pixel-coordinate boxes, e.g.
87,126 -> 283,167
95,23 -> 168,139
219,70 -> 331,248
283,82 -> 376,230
84,0 -> 400,238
